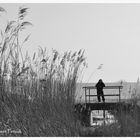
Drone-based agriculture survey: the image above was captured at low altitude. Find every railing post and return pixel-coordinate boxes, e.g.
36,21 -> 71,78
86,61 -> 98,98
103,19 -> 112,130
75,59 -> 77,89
89,88 -> 90,103
85,87 -> 87,103
119,87 -> 121,102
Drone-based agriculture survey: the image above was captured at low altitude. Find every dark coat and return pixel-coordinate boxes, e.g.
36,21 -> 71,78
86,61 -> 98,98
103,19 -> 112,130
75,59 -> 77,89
95,80 -> 105,92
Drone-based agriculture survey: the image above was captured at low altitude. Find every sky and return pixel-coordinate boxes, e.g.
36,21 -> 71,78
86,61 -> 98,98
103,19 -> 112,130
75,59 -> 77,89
0,3 -> 140,83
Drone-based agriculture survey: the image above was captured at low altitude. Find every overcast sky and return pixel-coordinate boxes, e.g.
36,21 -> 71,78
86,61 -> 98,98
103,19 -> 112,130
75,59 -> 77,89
1,3 -> 140,83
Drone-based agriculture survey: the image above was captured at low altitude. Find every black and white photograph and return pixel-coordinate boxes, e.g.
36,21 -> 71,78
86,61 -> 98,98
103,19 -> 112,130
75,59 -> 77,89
0,0 -> 139,137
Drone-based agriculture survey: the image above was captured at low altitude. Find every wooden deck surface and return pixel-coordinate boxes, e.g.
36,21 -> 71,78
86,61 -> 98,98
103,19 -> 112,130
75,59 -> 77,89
85,102 -> 123,110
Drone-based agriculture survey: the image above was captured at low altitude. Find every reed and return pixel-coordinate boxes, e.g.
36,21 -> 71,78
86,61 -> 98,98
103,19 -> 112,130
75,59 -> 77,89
0,6 -> 86,136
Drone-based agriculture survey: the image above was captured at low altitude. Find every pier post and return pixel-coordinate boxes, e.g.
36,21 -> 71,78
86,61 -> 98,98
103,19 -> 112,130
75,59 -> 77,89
103,109 -> 105,125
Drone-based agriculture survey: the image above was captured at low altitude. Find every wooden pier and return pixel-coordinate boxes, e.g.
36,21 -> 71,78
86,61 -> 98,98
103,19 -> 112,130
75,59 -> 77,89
83,85 -> 123,104
75,85 -> 124,126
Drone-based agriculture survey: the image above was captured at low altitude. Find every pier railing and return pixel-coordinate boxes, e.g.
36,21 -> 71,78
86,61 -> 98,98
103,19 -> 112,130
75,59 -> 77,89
82,85 -> 123,103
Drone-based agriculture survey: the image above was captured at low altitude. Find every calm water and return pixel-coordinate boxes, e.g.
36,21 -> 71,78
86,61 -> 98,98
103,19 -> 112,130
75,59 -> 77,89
90,110 -> 117,126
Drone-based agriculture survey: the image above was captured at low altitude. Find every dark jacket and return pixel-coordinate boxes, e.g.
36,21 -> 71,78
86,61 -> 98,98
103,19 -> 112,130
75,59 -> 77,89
96,80 -> 105,91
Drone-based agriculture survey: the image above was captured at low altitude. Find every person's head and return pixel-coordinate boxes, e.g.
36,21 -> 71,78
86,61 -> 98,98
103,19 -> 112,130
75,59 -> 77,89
98,79 -> 103,83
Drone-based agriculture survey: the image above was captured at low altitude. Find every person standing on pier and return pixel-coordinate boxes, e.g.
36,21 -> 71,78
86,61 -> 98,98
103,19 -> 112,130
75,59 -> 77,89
96,79 -> 105,103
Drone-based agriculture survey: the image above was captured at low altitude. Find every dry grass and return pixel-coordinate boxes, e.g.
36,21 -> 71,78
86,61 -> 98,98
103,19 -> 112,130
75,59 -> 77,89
0,6 -> 87,136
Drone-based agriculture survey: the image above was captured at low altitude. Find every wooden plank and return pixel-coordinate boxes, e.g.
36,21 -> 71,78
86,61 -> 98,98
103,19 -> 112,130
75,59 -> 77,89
86,102 -> 122,110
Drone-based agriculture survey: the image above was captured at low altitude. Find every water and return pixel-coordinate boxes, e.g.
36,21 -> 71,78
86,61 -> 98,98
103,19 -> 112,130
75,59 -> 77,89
90,110 -> 117,126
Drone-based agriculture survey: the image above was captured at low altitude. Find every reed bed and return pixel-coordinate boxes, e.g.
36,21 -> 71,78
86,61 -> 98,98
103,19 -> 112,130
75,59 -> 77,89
0,6 -> 86,136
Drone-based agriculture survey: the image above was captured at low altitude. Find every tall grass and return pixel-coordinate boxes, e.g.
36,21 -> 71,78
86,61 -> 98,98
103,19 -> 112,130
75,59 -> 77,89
0,6 -> 86,136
